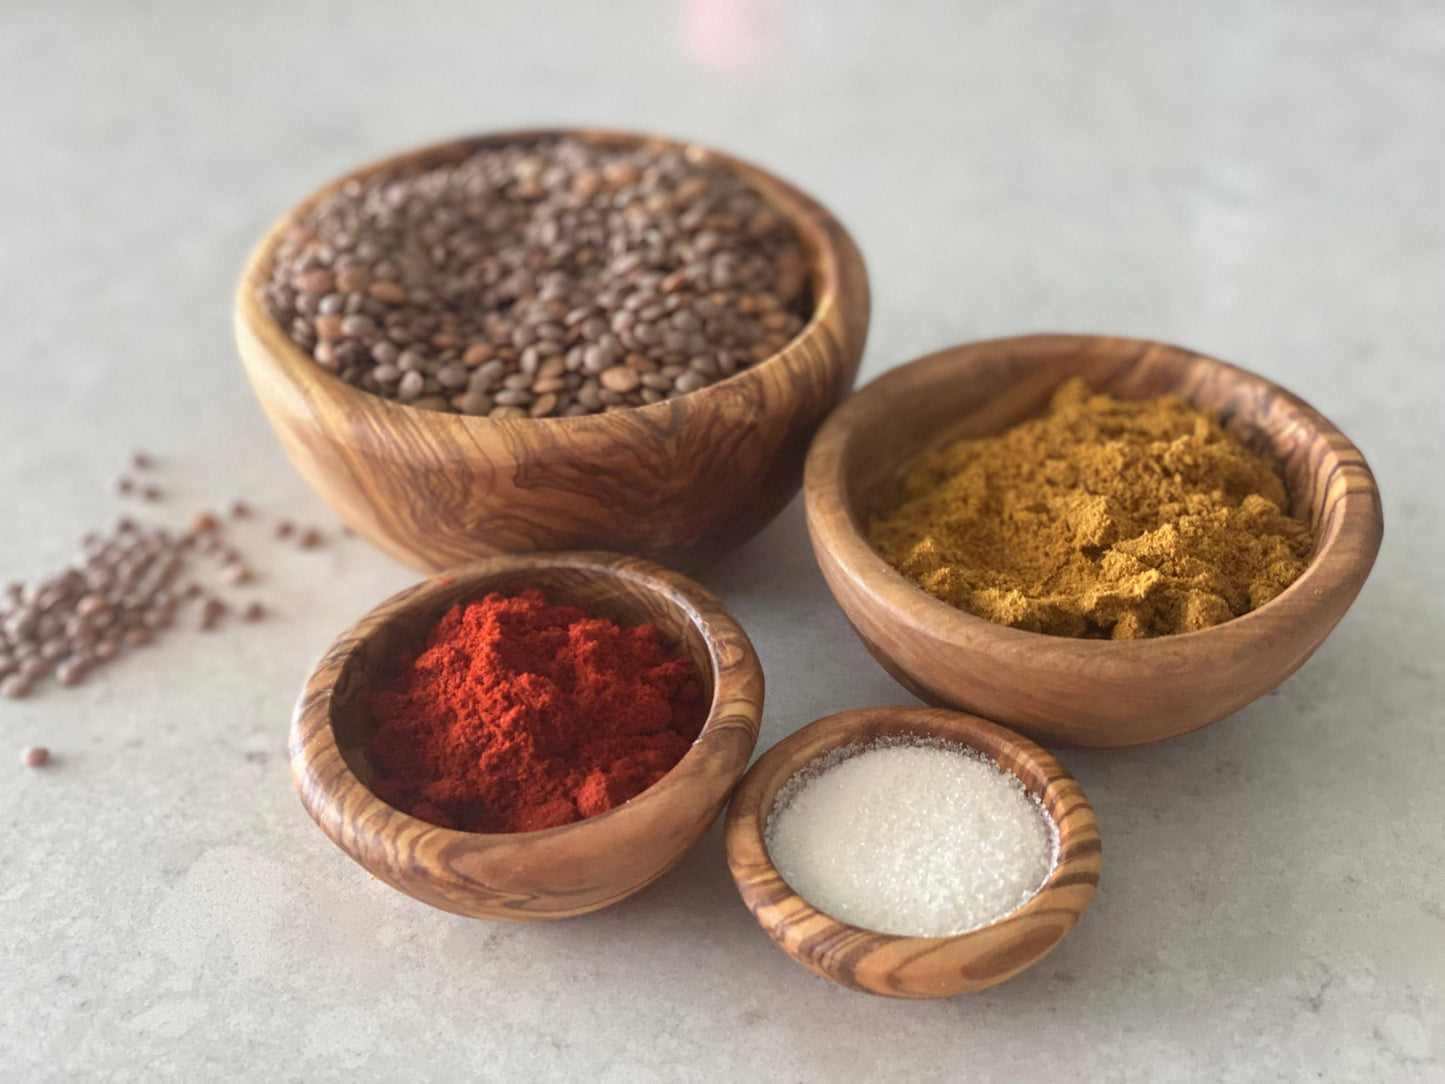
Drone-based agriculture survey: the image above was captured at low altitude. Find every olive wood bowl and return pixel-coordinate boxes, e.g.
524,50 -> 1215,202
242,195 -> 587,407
290,552 -> 764,920
236,128 -> 869,573
804,334 -> 1384,748
725,706 -> 1101,998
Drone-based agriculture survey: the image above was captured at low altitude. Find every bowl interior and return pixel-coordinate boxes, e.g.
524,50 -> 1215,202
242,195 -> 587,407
328,564 -> 716,789
243,127 -> 835,407
841,336 -> 1351,564
751,713 -> 1077,926
758,713 -> 1063,836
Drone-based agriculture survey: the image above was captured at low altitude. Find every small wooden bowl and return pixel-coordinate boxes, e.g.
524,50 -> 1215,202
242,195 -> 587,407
289,552 -> 764,920
235,128 -> 869,573
804,334 -> 1384,747
726,706 -> 1100,998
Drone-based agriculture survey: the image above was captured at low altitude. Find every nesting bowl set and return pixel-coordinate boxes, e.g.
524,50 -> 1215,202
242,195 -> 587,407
236,129 -> 1383,999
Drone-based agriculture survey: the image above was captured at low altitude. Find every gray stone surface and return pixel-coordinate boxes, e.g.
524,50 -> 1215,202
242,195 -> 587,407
1,2 -> 1441,1081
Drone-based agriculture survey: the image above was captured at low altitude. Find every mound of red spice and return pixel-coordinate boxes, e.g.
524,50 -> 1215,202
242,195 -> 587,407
366,589 -> 707,833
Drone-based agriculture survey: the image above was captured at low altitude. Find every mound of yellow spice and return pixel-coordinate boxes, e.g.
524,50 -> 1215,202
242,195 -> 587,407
868,378 -> 1314,639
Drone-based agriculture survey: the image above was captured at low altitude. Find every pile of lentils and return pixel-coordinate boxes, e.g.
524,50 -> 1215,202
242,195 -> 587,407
0,518 -> 242,700
259,137 -> 812,418
2,453 -> 332,705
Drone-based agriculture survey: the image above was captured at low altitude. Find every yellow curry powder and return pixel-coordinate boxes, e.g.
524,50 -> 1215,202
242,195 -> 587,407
868,378 -> 1314,639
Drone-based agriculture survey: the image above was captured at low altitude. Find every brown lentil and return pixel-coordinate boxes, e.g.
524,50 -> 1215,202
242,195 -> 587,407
599,366 -> 641,393
260,137 -> 810,418
21,746 -> 50,767
199,597 -> 226,630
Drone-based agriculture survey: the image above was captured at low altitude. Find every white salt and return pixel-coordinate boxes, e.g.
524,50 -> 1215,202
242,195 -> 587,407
764,738 -> 1058,937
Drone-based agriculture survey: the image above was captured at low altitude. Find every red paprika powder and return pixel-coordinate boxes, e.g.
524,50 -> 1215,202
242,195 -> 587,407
367,589 -> 707,833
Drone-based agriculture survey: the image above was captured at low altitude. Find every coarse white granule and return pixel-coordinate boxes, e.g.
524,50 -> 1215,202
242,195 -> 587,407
764,738 -> 1058,937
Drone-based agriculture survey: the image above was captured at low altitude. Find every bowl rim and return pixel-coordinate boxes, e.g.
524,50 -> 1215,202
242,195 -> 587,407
804,332 -> 1385,658
289,550 -> 764,859
235,125 -> 856,430
724,705 -> 1101,994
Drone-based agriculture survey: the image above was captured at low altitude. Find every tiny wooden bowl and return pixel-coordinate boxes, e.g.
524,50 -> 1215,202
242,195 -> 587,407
236,128 -> 869,573
725,706 -> 1100,999
804,334 -> 1384,747
289,552 -> 764,920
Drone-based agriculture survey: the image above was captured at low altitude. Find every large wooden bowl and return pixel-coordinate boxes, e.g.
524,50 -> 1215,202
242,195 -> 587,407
289,552 -> 764,920
726,706 -> 1101,998
236,128 -> 869,573
804,334 -> 1384,748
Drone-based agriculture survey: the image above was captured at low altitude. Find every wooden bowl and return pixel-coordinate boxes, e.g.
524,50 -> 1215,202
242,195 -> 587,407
804,334 -> 1384,748
289,551 -> 764,920
235,128 -> 869,573
725,706 -> 1100,998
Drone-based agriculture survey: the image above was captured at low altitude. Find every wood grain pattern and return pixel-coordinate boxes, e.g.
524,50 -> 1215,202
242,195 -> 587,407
289,552 -> 764,920
803,334 -> 1384,748
235,128 -> 870,573
725,706 -> 1101,999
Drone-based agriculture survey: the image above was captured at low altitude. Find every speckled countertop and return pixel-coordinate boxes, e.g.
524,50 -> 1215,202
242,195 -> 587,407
1,2 -> 1441,1081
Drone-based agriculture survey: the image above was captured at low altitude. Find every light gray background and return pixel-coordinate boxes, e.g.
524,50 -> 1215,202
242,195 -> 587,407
2,3 -> 1441,1081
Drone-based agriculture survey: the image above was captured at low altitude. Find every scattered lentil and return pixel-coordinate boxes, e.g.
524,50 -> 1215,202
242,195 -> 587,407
0,454 -> 303,703
0,519 -> 189,696
21,746 -> 50,768
199,597 -> 226,630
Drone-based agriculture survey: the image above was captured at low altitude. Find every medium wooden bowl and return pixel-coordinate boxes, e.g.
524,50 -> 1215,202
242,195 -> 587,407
235,128 -> 869,573
804,334 -> 1384,748
725,706 -> 1100,998
289,552 -> 764,920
